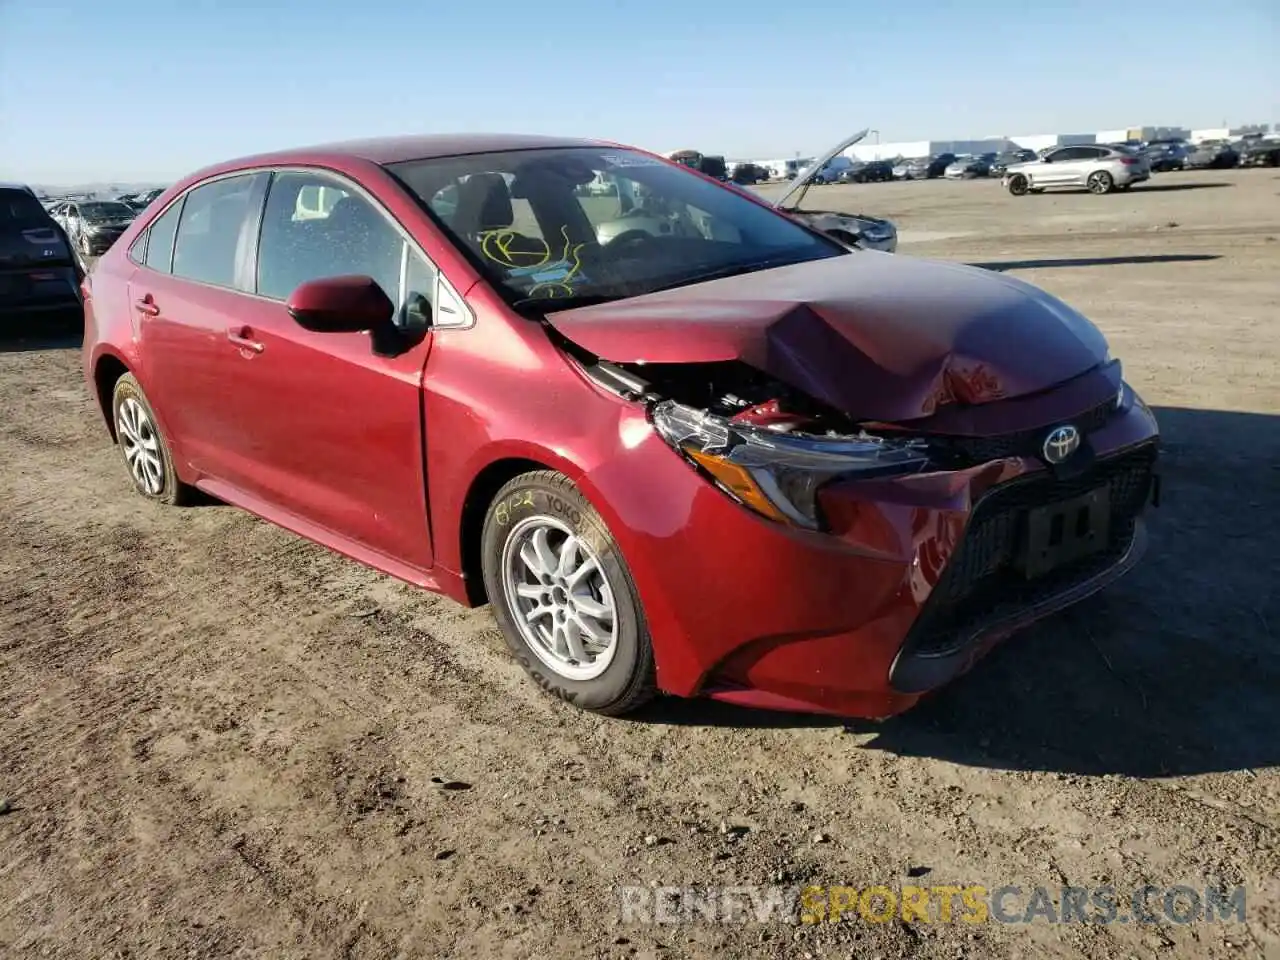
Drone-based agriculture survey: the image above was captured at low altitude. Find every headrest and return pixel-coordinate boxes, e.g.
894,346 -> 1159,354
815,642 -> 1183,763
453,173 -> 514,234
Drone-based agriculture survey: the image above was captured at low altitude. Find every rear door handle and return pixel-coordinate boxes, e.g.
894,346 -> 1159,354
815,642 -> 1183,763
226,326 -> 265,354
134,296 -> 159,317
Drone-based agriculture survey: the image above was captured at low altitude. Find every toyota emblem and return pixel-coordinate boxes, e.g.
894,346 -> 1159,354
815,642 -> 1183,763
1042,425 -> 1081,464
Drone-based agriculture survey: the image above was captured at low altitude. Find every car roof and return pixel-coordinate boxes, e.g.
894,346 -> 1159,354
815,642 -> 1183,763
0,181 -> 36,194
194,133 -> 610,179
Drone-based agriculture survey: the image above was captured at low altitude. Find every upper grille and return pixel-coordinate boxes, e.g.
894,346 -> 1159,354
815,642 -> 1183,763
904,441 -> 1158,657
922,396 -> 1117,466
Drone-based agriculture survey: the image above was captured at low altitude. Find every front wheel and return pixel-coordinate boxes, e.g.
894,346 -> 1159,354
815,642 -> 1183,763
481,470 -> 656,715
1087,171 -> 1114,194
1007,174 -> 1030,196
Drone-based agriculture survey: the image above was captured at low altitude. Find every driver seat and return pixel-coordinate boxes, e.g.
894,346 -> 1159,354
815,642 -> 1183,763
451,174 -> 548,268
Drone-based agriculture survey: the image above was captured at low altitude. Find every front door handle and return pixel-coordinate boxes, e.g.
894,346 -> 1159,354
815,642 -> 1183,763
134,296 -> 159,317
226,326 -> 265,354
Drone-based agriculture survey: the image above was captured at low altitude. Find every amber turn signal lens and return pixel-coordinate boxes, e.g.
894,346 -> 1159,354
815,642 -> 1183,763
685,447 -> 788,523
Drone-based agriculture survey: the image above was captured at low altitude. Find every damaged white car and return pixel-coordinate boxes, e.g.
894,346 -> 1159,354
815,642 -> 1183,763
771,129 -> 898,253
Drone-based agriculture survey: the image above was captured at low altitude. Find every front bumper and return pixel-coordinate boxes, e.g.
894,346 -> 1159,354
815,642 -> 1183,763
614,382 -> 1160,719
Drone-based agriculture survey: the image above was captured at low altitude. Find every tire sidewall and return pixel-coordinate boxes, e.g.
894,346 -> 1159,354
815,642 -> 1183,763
111,375 -> 182,504
480,474 -> 649,712
1008,174 -> 1029,196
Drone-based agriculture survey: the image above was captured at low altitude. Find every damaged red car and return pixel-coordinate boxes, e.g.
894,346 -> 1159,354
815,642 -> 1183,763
82,134 -> 1160,719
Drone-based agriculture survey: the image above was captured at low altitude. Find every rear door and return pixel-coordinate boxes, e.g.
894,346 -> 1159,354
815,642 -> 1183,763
1075,146 -> 1111,184
205,168 -> 440,569
1058,147 -> 1100,186
129,173 -> 267,482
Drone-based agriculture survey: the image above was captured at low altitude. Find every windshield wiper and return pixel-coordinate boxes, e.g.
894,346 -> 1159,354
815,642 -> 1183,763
512,292 -> 625,311
647,256 -> 811,295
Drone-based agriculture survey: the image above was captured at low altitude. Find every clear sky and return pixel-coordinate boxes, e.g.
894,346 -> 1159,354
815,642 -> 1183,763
1,0 -> 1275,184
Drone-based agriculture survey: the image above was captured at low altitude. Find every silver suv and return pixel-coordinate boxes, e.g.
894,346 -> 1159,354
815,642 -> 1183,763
1003,144 -> 1150,196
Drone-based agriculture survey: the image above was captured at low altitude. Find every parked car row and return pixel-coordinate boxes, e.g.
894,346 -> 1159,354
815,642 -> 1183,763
1124,134 -> 1279,172
46,198 -> 139,256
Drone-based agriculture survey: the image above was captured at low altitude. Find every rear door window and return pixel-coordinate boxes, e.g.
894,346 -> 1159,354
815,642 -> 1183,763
172,175 -> 258,288
1051,147 -> 1092,162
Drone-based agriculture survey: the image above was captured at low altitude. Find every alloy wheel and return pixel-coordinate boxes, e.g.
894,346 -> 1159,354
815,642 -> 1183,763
500,516 -> 618,681
116,396 -> 165,495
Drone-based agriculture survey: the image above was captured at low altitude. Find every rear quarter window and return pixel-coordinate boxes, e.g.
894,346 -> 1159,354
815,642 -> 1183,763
144,201 -> 183,274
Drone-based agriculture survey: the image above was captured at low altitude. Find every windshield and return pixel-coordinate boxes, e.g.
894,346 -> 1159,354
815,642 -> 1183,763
388,147 -> 844,312
0,189 -> 54,228
80,201 -> 135,221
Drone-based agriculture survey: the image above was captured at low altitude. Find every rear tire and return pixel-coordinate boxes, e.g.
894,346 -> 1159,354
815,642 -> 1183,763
1007,174 -> 1030,196
1087,171 -> 1114,195
481,470 -> 656,716
111,374 -> 194,505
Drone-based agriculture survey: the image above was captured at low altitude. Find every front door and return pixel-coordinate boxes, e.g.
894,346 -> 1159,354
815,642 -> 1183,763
207,169 -> 440,569
1042,147 -> 1091,186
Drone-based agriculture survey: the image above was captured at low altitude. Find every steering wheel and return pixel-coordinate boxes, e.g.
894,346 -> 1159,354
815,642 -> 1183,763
603,229 -> 661,251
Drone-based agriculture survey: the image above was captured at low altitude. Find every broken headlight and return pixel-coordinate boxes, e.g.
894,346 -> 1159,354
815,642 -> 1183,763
651,401 -> 931,529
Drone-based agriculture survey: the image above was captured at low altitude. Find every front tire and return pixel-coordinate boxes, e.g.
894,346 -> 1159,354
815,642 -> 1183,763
1088,171 -> 1115,194
1007,174 -> 1030,196
481,470 -> 656,715
111,374 -> 193,505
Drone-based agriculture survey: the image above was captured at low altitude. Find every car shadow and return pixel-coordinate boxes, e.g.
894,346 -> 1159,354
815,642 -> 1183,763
1131,181 -> 1234,192
0,330 -> 83,353
973,254 -> 1220,272
638,407 -> 1280,778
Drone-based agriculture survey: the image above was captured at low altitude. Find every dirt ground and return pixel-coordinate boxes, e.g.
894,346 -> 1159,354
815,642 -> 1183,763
2,169 -> 1278,960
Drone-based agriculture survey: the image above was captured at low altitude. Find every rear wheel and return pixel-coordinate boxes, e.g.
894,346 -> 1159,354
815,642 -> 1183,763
1007,174 -> 1030,196
1087,171 -> 1114,194
481,470 -> 656,716
111,374 -> 193,505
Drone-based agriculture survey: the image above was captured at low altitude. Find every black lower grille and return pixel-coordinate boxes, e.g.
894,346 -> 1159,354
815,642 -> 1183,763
924,396 -> 1117,466
904,442 -> 1158,657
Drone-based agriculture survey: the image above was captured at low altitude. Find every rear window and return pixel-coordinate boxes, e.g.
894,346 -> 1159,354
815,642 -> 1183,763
0,189 -> 53,231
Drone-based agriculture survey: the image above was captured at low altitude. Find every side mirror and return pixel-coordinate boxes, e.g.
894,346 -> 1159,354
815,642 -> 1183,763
286,275 -> 394,333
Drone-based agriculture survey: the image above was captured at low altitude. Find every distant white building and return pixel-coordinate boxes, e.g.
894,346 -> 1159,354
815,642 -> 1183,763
1095,126 -> 1189,143
844,138 -> 1012,162
1008,132 -> 1098,153
1189,124 -> 1270,142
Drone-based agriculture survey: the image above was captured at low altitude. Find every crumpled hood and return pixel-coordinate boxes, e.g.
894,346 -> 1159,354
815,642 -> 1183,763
545,252 -> 1111,422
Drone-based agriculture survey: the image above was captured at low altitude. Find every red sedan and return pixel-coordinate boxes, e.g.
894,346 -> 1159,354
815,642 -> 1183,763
81,134 -> 1160,718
